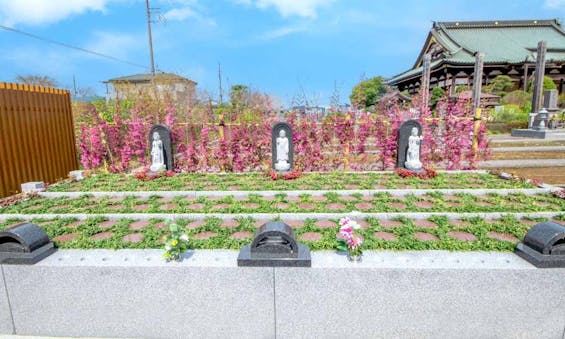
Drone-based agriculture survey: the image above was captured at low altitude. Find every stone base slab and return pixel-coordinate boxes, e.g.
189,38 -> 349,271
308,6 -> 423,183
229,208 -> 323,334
1,250 -> 564,339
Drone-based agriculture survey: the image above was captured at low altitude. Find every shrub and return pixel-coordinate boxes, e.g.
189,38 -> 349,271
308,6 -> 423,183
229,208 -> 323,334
501,90 -> 531,107
490,104 -> 528,123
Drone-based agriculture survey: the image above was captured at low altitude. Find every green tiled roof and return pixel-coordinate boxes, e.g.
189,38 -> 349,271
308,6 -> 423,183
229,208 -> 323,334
389,19 -> 565,85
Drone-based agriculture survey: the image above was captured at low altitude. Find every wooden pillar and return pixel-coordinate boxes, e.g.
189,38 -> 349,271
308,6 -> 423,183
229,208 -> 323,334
472,53 -> 484,160
523,64 -> 529,92
421,53 -> 431,110
532,40 -> 547,113
472,52 -> 484,114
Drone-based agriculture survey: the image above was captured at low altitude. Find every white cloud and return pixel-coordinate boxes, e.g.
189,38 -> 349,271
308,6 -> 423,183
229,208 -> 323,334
161,1 -> 216,26
545,0 -> 565,9
0,0 -> 109,26
85,31 -> 142,60
164,6 -> 196,21
257,24 -> 307,40
241,0 -> 334,18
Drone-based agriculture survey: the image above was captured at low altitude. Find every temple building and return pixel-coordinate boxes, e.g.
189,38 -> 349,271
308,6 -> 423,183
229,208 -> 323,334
388,19 -> 565,94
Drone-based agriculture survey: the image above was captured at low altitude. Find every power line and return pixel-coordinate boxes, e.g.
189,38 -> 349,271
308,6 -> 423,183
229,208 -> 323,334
0,24 -> 150,70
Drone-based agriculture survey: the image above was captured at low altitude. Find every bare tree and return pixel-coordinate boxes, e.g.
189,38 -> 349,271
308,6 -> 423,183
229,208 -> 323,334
14,74 -> 59,88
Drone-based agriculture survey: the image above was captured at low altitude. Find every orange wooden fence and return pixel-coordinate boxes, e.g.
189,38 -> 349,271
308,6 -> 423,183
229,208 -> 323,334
0,82 -> 79,198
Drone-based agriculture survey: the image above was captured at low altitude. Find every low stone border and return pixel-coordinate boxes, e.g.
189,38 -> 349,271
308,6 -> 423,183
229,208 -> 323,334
39,188 -> 555,199
1,211 -> 562,222
1,249 -> 564,338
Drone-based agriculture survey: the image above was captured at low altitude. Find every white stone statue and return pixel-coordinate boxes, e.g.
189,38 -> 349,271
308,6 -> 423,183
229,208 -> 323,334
405,127 -> 423,171
274,129 -> 290,171
150,132 -> 166,172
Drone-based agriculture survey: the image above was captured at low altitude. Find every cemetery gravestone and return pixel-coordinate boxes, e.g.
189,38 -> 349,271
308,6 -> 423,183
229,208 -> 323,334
397,120 -> 423,171
272,122 -> 293,173
237,221 -> 311,267
149,124 -> 173,171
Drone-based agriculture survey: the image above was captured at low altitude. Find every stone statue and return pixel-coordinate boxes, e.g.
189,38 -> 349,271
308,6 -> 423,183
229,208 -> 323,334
404,127 -> 423,171
150,132 -> 166,172
275,129 -> 290,171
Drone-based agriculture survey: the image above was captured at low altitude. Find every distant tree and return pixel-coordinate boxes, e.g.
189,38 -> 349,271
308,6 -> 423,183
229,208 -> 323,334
14,74 -> 59,88
501,90 -> 531,107
430,86 -> 445,109
527,75 -> 557,92
349,76 -> 387,109
485,75 -> 515,96
230,84 -> 250,110
455,85 -> 469,93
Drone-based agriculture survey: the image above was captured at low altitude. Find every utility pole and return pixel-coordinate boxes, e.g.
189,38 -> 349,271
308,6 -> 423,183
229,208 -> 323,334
145,0 -> 156,77
218,62 -> 223,104
145,0 -> 159,120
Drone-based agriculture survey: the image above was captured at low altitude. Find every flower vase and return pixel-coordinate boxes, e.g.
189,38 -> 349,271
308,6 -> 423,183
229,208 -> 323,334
347,252 -> 362,263
167,254 -> 181,262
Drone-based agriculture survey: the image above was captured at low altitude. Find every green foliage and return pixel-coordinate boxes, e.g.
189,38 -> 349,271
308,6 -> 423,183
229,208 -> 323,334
527,76 -> 557,92
91,98 -> 134,122
430,87 -> 445,108
349,76 -> 387,109
455,85 -> 469,93
230,84 -> 249,109
490,104 -> 528,122
501,90 -> 531,107
484,75 -> 515,96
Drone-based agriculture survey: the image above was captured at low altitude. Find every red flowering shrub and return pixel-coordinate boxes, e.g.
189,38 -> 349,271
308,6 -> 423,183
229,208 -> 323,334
395,167 -> 438,179
77,94 -> 490,173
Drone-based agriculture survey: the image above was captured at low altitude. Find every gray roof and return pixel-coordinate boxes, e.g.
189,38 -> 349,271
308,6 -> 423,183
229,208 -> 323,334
106,72 -> 196,84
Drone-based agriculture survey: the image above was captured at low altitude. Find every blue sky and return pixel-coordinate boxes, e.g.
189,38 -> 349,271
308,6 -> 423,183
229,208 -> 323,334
0,0 -> 564,107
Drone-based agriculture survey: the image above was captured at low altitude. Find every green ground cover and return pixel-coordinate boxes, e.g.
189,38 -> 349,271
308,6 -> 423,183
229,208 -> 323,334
2,171 -> 562,253
47,172 -> 535,192
2,192 -> 563,214
1,215 -> 563,252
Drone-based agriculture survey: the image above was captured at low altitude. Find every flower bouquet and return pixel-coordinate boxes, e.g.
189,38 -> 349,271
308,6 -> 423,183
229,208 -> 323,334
163,221 -> 189,262
336,217 -> 363,262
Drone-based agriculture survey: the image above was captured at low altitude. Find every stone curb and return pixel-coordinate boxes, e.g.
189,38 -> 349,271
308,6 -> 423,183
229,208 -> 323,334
39,188 -> 555,199
34,249 -> 535,270
0,211 -> 562,222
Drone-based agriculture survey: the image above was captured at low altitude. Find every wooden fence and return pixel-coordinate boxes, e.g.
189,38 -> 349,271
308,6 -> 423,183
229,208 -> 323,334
0,82 -> 78,198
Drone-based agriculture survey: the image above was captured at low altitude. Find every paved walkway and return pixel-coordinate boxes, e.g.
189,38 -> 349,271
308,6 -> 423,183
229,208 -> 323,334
491,145 -> 565,152
480,158 -> 565,168
488,133 -> 565,142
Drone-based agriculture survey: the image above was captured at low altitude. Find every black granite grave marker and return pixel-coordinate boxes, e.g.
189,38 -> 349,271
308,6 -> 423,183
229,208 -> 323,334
0,223 -> 56,264
515,221 -> 565,268
271,122 -> 294,173
149,124 -> 174,171
238,221 -> 311,267
396,120 -> 422,170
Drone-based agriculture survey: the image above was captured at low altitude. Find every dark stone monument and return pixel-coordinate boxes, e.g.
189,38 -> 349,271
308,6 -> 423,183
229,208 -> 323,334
149,124 -> 174,171
271,122 -> 294,173
515,221 -> 565,268
238,221 -> 311,267
396,120 -> 423,171
0,223 -> 56,264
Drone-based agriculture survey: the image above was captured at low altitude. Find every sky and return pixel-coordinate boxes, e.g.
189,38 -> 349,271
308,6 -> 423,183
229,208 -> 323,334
0,0 -> 564,107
